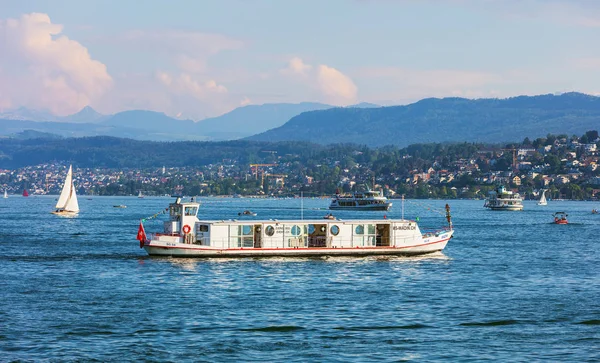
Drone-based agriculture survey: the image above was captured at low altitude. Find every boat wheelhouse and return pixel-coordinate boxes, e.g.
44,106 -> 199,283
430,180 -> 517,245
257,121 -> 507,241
329,190 -> 392,211
139,197 -> 453,258
484,185 -> 523,211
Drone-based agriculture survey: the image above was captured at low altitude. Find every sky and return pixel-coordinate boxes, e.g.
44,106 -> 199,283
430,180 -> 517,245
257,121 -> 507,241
1,0 -> 600,120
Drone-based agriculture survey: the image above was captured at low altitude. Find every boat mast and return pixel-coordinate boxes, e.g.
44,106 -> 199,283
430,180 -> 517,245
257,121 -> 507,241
301,191 -> 304,220
402,194 -> 405,220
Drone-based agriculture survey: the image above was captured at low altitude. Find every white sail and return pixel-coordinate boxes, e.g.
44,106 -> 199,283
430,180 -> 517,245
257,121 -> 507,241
538,189 -> 547,206
3,190 -> 7,198
55,165 -> 79,212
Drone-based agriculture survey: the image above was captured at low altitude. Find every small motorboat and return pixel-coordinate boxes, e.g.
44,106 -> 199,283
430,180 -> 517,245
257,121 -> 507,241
238,210 -> 257,216
592,209 -> 599,215
113,205 -> 127,208
323,213 -> 336,220
553,211 -> 568,224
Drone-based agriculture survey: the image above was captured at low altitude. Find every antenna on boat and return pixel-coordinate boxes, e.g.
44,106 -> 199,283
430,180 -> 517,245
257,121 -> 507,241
301,191 -> 304,220
402,194 -> 405,220
445,204 -> 453,230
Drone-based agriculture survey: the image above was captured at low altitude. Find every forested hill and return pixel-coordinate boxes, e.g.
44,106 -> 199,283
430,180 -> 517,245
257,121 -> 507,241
247,92 -> 600,147
0,137 -> 323,168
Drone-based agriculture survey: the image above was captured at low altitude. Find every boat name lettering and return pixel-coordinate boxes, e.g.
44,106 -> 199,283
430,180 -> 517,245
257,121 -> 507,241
166,242 -> 177,247
393,225 -> 416,230
274,226 -> 291,234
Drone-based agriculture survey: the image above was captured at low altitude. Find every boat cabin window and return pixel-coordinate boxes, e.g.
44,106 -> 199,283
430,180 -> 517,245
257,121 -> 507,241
169,205 -> 182,219
231,225 -> 254,248
198,225 -> 209,232
265,225 -> 275,236
355,225 -> 364,235
330,225 -> 340,236
185,206 -> 198,216
291,225 -> 302,236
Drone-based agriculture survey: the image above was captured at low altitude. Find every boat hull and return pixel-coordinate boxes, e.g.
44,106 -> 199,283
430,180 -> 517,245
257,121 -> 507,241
51,210 -> 79,216
143,233 -> 452,258
329,204 -> 392,211
486,205 -> 523,211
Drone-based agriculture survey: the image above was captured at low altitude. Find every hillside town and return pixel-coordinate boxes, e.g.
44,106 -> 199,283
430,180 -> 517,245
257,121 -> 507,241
1,133 -> 599,200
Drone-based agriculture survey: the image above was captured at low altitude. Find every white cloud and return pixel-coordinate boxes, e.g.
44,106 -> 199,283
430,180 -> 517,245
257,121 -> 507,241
317,65 -> 358,105
281,57 -> 358,105
282,57 -> 313,76
240,96 -> 252,106
157,72 -> 227,99
122,29 -> 243,74
0,13 -> 112,115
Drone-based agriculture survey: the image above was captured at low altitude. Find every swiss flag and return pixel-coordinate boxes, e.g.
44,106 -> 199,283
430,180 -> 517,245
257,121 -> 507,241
137,221 -> 147,248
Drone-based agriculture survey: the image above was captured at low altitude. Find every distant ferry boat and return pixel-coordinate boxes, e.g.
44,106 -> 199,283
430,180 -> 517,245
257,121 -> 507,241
484,185 -> 523,211
138,197 -> 453,257
329,190 -> 392,211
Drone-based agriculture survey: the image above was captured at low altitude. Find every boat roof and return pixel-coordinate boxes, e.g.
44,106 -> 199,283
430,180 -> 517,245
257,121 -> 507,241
197,218 -> 414,225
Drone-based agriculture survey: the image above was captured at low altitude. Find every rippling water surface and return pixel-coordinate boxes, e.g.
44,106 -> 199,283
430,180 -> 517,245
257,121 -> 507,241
1,196 -> 599,361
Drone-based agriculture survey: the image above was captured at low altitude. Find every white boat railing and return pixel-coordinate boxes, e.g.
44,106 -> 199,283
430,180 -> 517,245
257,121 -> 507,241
173,235 -> 433,248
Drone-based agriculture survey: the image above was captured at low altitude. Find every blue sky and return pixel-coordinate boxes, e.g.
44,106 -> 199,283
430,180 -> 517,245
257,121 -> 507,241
1,0 -> 600,119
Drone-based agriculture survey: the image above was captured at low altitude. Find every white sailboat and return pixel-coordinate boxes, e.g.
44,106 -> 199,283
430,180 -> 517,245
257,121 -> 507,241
3,190 -> 7,199
537,189 -> 547,206
52,165 -> 79,215
138,190 -> 144,198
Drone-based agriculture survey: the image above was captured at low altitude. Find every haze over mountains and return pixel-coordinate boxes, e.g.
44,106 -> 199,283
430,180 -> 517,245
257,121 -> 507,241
1,93 -> 600,147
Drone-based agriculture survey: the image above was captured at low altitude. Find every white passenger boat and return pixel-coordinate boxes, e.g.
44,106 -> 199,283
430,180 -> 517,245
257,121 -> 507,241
483,185 -> 523,211
329,189 -> 392,211
138,197 -> 453,257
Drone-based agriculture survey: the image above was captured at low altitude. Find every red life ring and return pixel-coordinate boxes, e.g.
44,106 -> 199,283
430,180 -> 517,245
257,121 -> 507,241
182,225 -> 191,234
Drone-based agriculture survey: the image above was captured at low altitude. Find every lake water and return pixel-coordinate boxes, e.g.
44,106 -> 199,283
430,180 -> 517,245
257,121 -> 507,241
1,196 -> 599,361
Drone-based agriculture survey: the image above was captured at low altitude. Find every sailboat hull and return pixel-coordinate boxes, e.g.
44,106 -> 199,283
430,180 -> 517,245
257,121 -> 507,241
51,210 -> 79,216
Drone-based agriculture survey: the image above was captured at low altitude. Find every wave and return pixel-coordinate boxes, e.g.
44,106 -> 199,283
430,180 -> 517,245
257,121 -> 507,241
241,326 -> 305,332
460,319 -> 520,327
576,319 -> 600,325
333,323 -> 430,331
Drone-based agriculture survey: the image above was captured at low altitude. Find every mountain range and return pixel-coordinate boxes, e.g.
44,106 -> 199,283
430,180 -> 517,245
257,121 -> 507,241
0,102 -> 340,141
248,92 -> 600,147
2,93 -> 600,147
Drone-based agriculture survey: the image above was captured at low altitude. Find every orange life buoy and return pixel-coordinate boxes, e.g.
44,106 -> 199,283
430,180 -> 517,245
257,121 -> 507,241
182,224 -> 191,234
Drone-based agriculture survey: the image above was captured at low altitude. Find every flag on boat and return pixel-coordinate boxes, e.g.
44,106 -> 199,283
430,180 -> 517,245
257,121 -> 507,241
137,221 -> 147,248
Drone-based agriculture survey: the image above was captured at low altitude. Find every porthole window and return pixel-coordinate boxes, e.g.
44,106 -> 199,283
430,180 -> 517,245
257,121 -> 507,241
330,225 -> 340,236
242,225 -> 253,235
355,225 -> 364,235
291,225 -> 301,236
265,225 -> 275,236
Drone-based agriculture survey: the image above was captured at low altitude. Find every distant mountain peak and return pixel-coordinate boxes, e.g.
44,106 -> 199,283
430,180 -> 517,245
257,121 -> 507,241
63,106 -> 106,123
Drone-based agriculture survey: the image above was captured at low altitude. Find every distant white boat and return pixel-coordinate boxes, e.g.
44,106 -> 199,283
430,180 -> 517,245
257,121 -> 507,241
138,191 -> 144,198
3,190 -> 7,199
52,165 -> 79,215
537,189 -> 547,206
329,189 -> 392,211
484,185 -> 523,211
